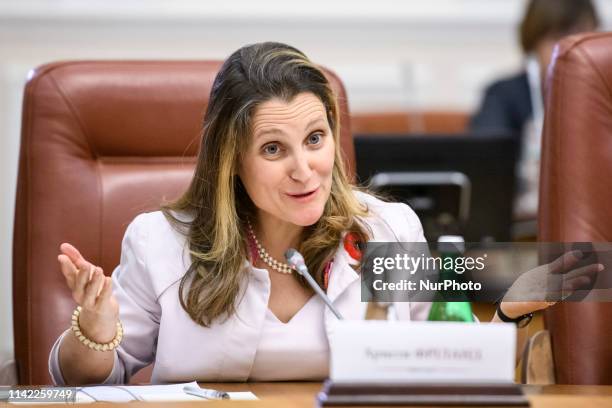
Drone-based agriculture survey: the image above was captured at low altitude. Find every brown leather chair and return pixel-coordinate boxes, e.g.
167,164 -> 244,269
539,32 -> 612,385
13,60 -> 355,385
351,111 -> 469,134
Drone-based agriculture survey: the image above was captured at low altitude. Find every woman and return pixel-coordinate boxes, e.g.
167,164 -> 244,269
50,42 -> 571,385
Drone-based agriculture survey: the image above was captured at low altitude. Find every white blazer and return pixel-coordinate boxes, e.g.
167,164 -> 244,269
49,192 -> 429,384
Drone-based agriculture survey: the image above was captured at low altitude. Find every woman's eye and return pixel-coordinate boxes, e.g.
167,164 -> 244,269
263,143 -> 280,155
308,133 -> 322,145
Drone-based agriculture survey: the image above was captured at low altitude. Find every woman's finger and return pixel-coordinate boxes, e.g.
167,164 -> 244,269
563,275 -> 594,292
96,276 -> 114,307
563,263 -> 603,280
549,250 -> 583,274
60,243 -> 85,265
544,269 -> 600,300
57,254 -> 78,290
94,267 -> 105,297
82,269 -> 105,309
73,262 -> 95,302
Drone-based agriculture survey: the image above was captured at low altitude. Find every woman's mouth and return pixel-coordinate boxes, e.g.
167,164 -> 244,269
287,188 -> 319,202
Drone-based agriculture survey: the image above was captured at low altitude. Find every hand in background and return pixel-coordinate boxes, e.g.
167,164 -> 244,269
58,243 -> 119,343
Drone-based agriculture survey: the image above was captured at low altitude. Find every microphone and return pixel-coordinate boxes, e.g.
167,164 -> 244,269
285,248 -> 344,320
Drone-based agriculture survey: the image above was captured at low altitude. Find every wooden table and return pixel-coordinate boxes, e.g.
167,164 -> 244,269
5,382 -> 612,408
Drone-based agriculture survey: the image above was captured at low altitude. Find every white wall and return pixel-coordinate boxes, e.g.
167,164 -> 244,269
1,0 -> 611,374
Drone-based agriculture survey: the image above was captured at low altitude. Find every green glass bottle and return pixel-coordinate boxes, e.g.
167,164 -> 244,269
427,235 -> 474,322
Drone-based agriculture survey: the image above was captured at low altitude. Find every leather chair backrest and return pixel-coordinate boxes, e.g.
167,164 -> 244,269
13,60 -> 354,385
539,32 -> 612,385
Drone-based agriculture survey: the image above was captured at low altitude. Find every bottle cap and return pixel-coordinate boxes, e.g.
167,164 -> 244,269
437,235 -> 465,253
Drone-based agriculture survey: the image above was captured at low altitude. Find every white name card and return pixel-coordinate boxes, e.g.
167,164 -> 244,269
330,321 -> 516,383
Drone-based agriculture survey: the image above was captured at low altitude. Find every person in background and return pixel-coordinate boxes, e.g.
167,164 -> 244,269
470,0 -> 599,218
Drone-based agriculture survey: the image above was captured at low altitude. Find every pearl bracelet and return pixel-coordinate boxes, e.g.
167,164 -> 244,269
70,306 -> 123,351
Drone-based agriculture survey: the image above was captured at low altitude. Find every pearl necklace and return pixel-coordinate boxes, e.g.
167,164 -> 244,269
246,221 -> 295,274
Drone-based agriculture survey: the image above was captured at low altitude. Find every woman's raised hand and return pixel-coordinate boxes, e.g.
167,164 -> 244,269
58,243 -> 119,343
500,250 -> 603,319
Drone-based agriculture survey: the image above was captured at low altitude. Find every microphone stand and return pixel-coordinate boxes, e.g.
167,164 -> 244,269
285,249 -> 344,320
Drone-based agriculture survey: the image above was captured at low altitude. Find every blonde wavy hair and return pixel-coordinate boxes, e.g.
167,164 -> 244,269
162,42 -> 369,327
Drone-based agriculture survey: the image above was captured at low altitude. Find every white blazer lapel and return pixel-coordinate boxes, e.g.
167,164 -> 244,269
323,247 -> 369,342
326,248 -> 360,304
217,263 -> 269,381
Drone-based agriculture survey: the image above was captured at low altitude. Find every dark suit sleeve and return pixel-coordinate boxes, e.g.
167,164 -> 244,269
469,73 -> 532,136
470,84 -> 516,131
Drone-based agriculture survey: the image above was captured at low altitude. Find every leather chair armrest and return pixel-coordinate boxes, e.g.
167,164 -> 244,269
520,330 -> 555,384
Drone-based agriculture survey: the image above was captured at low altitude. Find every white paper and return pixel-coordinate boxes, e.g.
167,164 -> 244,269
74,381 -> 257,403
6,382 -> 258,404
